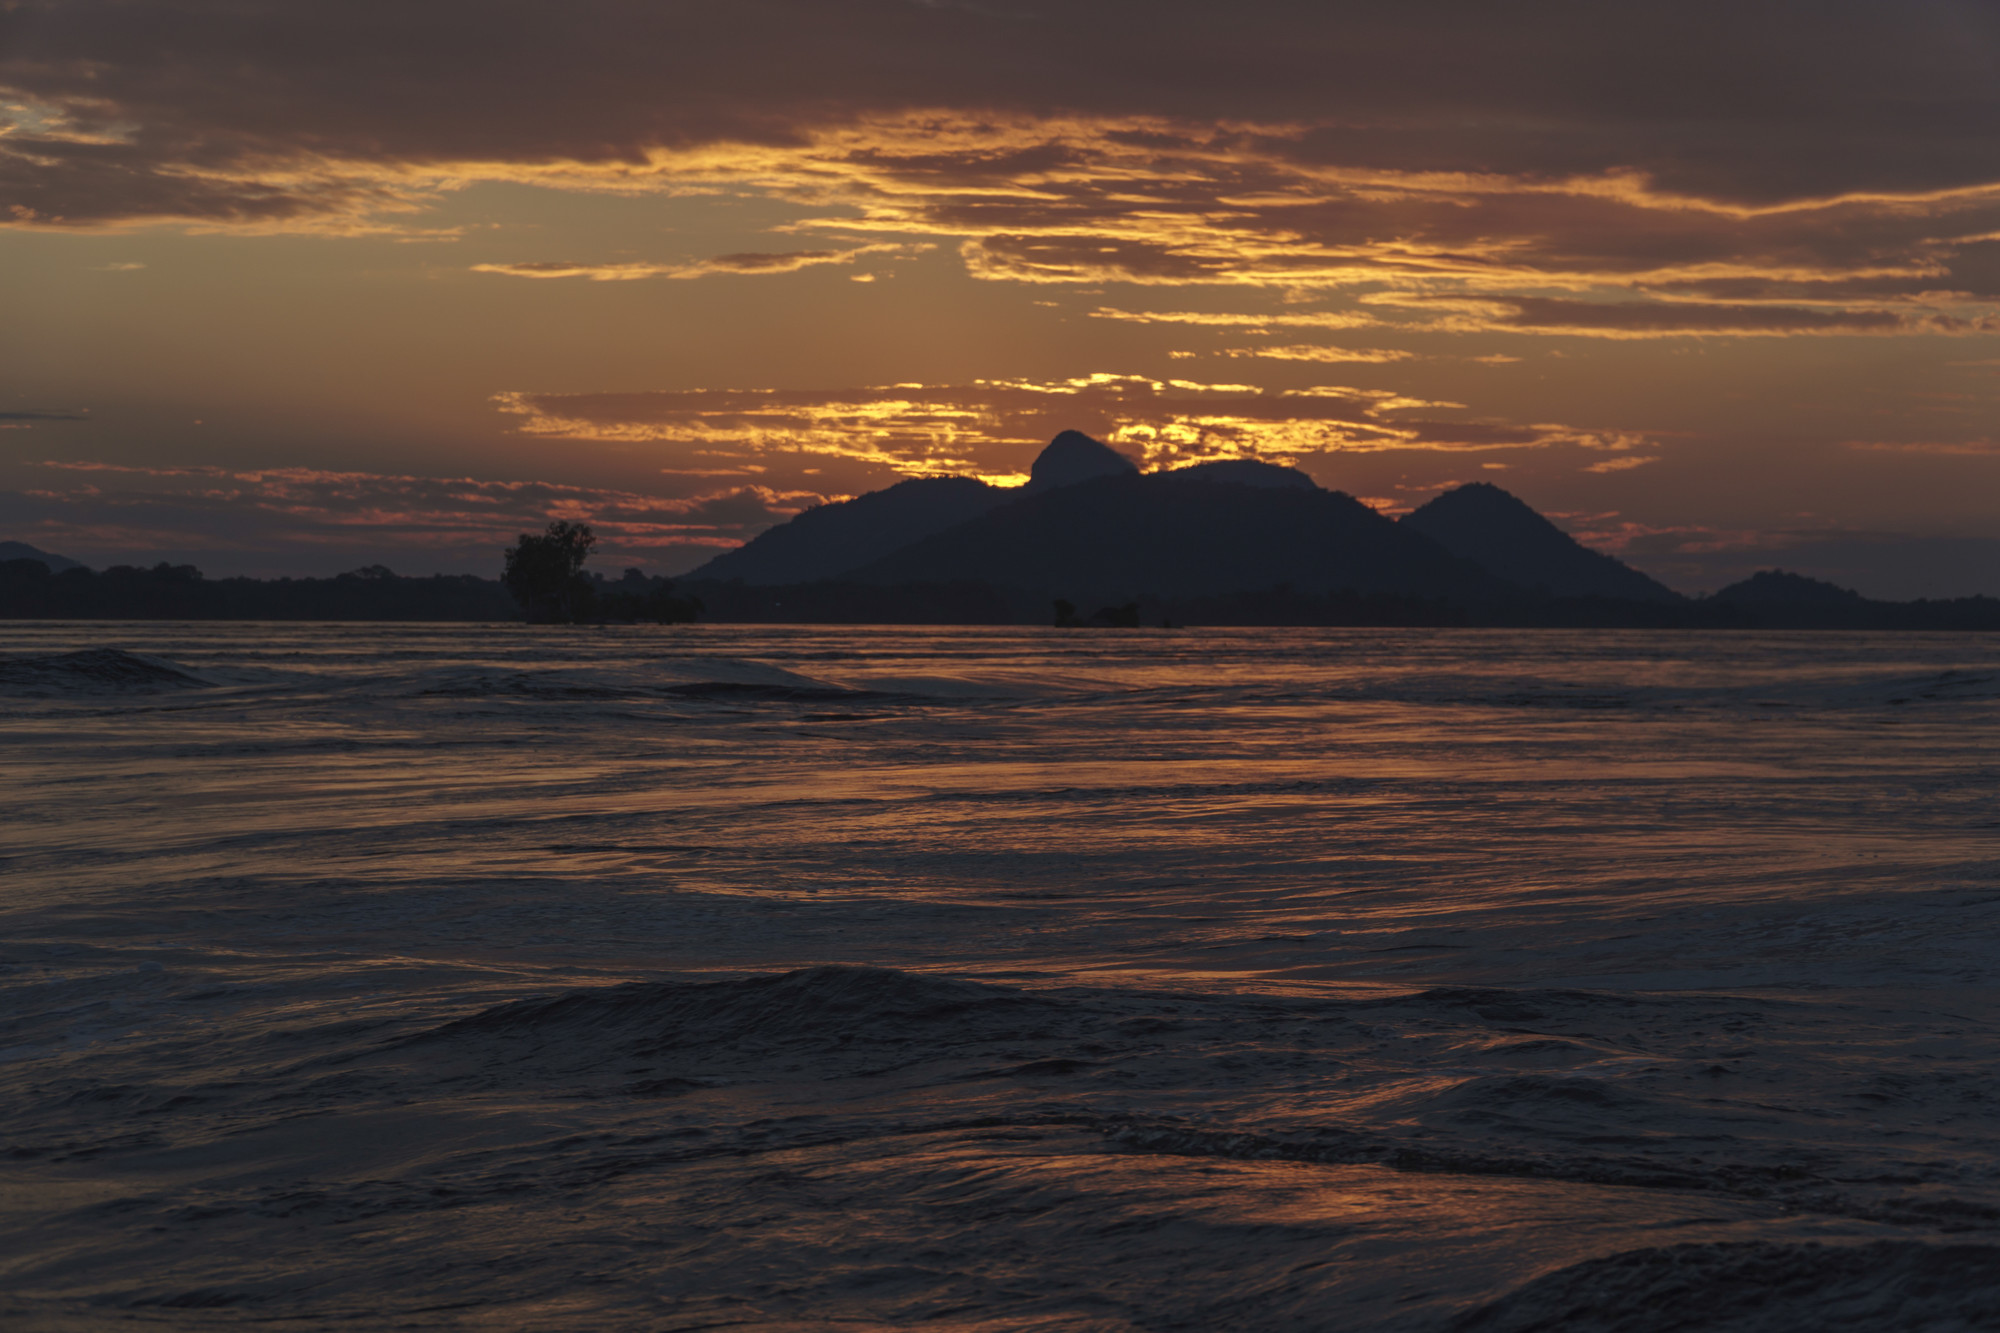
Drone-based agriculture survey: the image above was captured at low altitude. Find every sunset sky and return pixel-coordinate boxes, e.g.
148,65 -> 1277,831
7,0 -> 2000,595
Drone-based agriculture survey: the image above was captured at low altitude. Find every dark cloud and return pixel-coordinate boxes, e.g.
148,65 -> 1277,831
17,5 -> 2000,182
7,1 -> 2000,221
1438,296 -> 1922,337
8,2 -> 2000,342
0,409 -> 89,421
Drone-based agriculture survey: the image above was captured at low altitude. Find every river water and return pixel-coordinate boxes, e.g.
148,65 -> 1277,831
4,623 -> 2000,1330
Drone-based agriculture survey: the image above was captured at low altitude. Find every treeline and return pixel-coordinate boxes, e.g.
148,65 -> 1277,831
501,522 -> 701,624
9,555 -> 1999,629
681,579 -> 1502,627
1503,593 -> 2000,631
0,559 -> 518,620
682,579 -> 1015,624
685,577 -> 2000,630
681,580 -> 1470,627
0,555 -> 708,623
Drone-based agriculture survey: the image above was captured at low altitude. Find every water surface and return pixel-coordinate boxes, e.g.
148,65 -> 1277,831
4,624 -> 1999,1329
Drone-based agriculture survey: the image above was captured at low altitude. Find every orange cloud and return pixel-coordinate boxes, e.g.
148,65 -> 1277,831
13,79 -> 2000,338
494,374 -> 1652,475
470,242 -> 925,281
1394,294 -> 1984,338
1218,345 -> 1417,363
1090,308 -> 1378,330
1581,454 -> 1661,473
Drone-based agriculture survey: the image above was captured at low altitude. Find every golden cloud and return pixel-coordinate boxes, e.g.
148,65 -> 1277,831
1391,294 -> 1988,339
1089,308 -> 1379,330
1218,345 -> 1417,363
470,242 -> 926,281
494,373 -> 1652,475
13,95 -> 2000,337
1581,454 -> 1662,474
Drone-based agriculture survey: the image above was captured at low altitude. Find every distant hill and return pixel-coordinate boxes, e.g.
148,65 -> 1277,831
675,429 -> 2000,626
688,447 -> 1324,590
1022,429 -> 1139,493
1693,567 -> 2000,629
844,467 -> 1497,605
1173,458 -> 1317,490
689,440 -> 1679,608
25,432 -> 1985,626
0,541 -> 85,573
685,476 -> 1004,586
689,435 -> 1497,605
1711,569 -> 1864,606
1400,483 -> 1679,603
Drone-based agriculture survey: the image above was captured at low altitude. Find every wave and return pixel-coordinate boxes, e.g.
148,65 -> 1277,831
403,964 -> 1052,1058
406,666 -> 638,700
655,657 -> 1123,701
825,669 -> 1120,699
0,647 -> 209,695
1447,1240 -> 2000,1333
1876,667 -> 2000,708
658,679 -> 878,701
403,656 -> 893,703
650,657 -> 859,696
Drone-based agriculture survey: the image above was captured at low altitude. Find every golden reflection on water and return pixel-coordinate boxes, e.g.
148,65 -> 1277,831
3,622 -> 1997,1332
5,622 -> 1992,996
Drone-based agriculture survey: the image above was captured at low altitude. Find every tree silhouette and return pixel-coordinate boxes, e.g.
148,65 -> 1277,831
593,566 -> 703,623
503,521 -> 597,623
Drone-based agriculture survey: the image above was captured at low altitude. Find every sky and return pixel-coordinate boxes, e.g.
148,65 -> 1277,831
6,0 -> 2000,597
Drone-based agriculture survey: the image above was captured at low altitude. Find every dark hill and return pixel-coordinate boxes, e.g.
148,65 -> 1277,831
1695,568 -> 2000,629
1711,569 -> 1864,606
0,541 -> 85,573
1169,459 -> 1317,490
671,433 -> 2000,627
1023,429 -> 1139,493
845,468 -> 1496,605
1401,483 -> 1679,603
686,476 -> 1004,586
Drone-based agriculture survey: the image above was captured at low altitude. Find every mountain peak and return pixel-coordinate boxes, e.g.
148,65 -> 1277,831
1408,481 -> 1532,519
0,540 -> 85,573
1402,482 -> 1680,603
1169,458 -> 1318,490
1024,430 -> 1140,493
683,475 -> 1002,585
1712,569 -> 1864,605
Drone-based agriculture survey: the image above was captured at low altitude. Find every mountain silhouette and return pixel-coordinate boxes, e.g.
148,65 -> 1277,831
13,435 -> 1992,625
1711,569 -> 1864,606
1023,429 -> 1140,493
687,476 -> 1003,585
844,465 -> 1495,604
682,432 -> 1689,613
0,541 -> 85,573
1172,458 -> 1317,490
1400,482 -> 1679,603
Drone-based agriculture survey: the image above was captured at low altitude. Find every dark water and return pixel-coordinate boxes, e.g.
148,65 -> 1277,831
4,624 -> 2000,1330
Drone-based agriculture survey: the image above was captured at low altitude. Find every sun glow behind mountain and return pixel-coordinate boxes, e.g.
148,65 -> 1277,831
6,2 -> 2000,595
